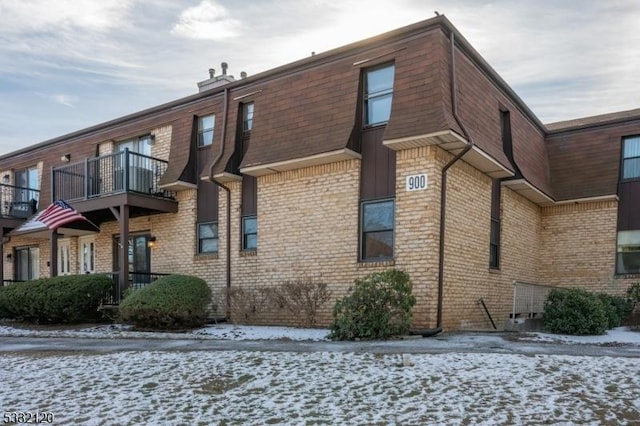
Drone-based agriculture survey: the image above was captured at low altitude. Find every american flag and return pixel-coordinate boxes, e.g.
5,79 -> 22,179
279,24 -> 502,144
37,200 -> 87,231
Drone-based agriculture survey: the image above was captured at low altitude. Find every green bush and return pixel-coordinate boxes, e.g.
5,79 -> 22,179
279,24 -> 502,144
119,274 -> 212,330
597,293 -> 633,328
543,288 -> 608,335
0,275 -> 113,323
329,269 -> 416,340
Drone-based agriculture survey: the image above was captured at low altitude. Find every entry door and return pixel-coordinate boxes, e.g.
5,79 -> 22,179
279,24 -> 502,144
79,236 -> 96,274
57,239 -> 71,276
114,234 -> 151,287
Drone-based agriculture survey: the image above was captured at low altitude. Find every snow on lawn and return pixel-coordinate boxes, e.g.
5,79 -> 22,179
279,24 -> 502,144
1,350 -> 639,425
518,327 -> 640,346
0,323 -> 330,341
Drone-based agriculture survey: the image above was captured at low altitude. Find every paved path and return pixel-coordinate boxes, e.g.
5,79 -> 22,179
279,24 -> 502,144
2,332 -> 640,357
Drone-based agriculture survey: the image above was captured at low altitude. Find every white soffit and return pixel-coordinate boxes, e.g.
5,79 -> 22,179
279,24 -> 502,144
502,179 -> 554,205
384,130 -> 513,178
241,148 -> 361,176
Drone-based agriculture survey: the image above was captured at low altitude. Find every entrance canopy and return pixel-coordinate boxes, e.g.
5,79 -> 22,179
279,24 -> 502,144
9,200 -> 99,239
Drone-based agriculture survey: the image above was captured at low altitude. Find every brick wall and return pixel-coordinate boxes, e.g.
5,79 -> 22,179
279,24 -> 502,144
540,200 -> 635,294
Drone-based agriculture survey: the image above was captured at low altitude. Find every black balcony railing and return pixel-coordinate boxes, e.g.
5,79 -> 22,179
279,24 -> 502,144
101,271 -> 170,304
0,184 -> 39,219
52,149 -> 174,202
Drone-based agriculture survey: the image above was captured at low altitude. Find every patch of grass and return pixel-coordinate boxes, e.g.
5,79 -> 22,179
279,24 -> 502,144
195,374 -> 254,395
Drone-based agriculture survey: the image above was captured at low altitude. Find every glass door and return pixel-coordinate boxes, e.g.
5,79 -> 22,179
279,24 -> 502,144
57,239 -> 71,276
79,236 -> 96,274
114,234 -> 151,289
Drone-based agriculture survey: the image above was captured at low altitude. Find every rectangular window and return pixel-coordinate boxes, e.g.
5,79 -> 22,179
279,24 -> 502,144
198,222 -> 219,254
617,230 -> 640,274
361,199 -> 394,260
15,246 -> 39,281
14,166 -> 39,203
622,135 -> 640,180
243,103 -> 254,132
242,216 -> 257,251
364,63 -> 395,126
490,179 -> 501,269
197,114 -> 215,147
116,135 -> 152,157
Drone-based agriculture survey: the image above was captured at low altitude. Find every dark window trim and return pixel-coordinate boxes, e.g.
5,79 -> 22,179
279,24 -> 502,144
621,135 -> 640,182
242,102 -> 254,133
241,215 -> 257,251
359,198 -> 395,262
363,62 -> 395,128
197,114 -> 215,148
489,178 -> 501,270
14,245 -> 40,281
197,221 -> 219,254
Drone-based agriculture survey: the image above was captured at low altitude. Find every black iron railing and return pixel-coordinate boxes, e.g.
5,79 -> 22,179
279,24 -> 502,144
52,149 -> 174,202
101,271 -> 170,305
0,184 -> 39,218
2,279 -> 25,287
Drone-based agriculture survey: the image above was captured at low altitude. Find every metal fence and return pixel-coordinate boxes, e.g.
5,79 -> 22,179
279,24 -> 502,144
101,271 -> 170,305
511,280 -> 558,321
0,184 -> 39,218
52,149 -> 174,202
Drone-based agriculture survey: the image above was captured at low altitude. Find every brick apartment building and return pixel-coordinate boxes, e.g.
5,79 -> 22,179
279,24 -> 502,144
0,15 -> 638,331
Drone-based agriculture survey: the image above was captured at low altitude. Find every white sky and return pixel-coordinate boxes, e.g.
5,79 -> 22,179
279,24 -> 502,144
1,0 -> 640,155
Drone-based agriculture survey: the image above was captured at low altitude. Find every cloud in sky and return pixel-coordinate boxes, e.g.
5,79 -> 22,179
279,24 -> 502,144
171,0 -> 241,40
1,0 -> 640,154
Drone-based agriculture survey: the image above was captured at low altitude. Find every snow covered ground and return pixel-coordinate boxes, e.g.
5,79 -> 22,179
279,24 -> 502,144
1,349 -> 639,425
1,324 -> 640,424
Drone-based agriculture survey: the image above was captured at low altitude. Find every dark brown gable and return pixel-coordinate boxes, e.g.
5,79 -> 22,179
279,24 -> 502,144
237,61 -> 360,169
383,29 -> 459,141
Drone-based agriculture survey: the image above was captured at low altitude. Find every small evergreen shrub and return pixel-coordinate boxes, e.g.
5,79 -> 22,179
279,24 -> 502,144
0,275 -> 113,323
597,293 -> 633,328
119,274 -> 212,330
626,283 -> 640,328
543,288 -> 607,335
329,269 -> 416,340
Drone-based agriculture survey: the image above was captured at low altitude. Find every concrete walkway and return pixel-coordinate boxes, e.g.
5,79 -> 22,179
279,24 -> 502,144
2,332 -> 640,357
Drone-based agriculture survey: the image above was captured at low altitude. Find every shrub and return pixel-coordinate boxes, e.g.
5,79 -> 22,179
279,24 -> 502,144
0,275 -> 113,323
626,283 -> 640,328
270,279 -> 331,327
225,287 -> 270,325
543,288 -> 608,335
597,293 -> 633,328
119,274 -> 211,330
329,269 -> 416,340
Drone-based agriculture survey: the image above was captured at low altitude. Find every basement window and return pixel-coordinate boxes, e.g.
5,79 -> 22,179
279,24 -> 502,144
622,136 -> 640,180
197,222 -> 218,254
361,199 -> 394,261
616,230 -> 640,274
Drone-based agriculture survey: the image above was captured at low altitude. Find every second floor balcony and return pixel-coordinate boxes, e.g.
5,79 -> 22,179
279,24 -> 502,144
0,184 -> 39,219
52,149 -> 175,202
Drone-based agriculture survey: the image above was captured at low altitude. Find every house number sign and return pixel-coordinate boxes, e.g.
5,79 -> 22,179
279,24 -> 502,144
406,174 -> 428,191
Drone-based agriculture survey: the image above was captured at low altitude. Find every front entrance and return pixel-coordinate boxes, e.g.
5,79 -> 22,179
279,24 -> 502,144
114,234 -> 151,289
78,236 -> 95,274
57,238 -> 71,276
